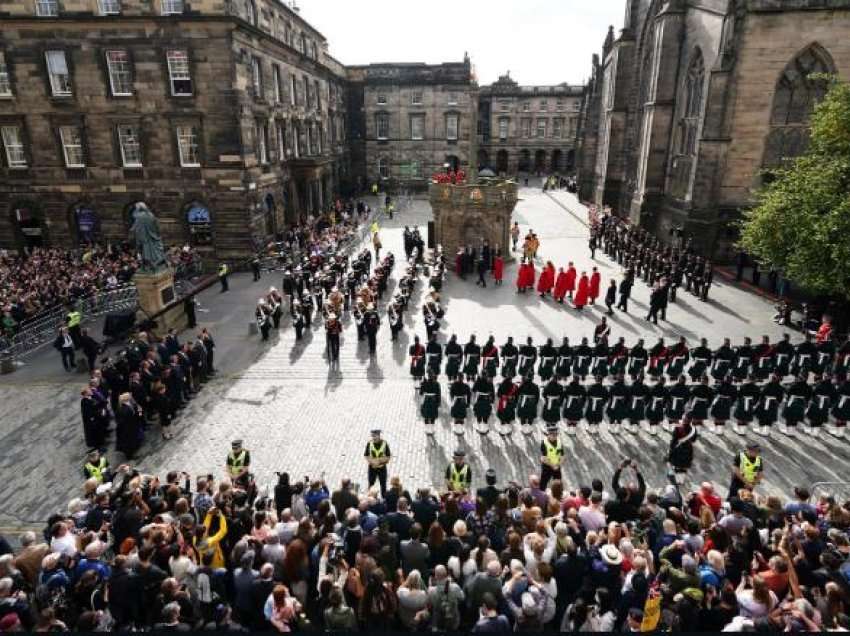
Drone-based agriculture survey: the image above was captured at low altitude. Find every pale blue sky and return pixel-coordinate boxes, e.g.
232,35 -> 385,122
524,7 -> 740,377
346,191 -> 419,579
299,0 -> 624,86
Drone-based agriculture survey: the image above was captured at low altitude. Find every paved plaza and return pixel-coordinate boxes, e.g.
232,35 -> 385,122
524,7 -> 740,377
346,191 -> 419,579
1,186 -> 847,530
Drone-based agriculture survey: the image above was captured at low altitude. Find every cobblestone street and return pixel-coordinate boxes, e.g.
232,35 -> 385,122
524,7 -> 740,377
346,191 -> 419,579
1,187 -> 847,529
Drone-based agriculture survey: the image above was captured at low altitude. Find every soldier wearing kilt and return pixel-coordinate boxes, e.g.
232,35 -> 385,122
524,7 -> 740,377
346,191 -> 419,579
450,377 -> 471,436
482,337 -> 500,379
472,373 -> 495,434
409,336 -> 426,385
712,338 -> 735,383
687,375 -> 714,425
445,335 -> 463,380
732,337 -> 754,382
831,376 -> 850,438
419,371 -> 441,434
496,376 -> 518,437
646,377 -> 668,435
562,375 -> 586,435
813,339 -> 836,376
626,376 -> 648,434
733,376 -> 760,435
628,339 -> 648,381
710,377 -> 737,434
753,336 -> 776,381
518,375 -> 540,435
666,337 -> 690,381
519,337 -> 537,378
665,376 -> 689,432
556,337 -> 573,380
792,335 -> 816,379
463,336 -> 481,382
425,333 -> 443,377
541,377 -> 563,427
689,339 -> 712,382
648,338 -> 668,380
610,337 -> 628,377
573,338 -> 593,381
606,374 -> 629,434
585,376 -> 608,434
835,340 -> 850,380
591,338 -> 610,379
538,339 -> 557,382
781,375 -> 810,436
807,374 -> 835,437
501,337 -> 519,379
774,334 -> 795,378
755,373 -> 784,436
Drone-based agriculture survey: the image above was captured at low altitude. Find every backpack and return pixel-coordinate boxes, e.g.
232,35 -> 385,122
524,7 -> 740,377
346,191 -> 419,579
433,580 -> 460,630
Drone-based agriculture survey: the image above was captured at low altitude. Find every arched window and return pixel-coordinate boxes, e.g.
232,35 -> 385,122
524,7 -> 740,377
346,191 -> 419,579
763,44 -> 833,169
671,49 -> 705,198
246,0 -> 257,25
377,157 -> 389,180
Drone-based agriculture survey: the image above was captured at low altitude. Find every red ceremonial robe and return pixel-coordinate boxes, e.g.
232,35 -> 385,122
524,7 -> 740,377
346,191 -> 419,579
574,275 -> 590,308
565,267 -> 577,293
455,253 -> 463,274
589,271 -> 602,300
554,271 -> 569,300
516,263 -> 527,290
493,256 -> 504,282
525,262 -> 537,289
537,264 -> 555,295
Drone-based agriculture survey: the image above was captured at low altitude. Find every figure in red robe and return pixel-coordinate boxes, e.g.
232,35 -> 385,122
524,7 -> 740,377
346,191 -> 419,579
565,263 -> 577,300
455,249 -> 464,277
525,260 -> 536,292
493,254 -> 504,285
589,267 -> 601,305
516,260 -> 533,293
574,272 -> 590,310
537,261 -> 555,297
553,268 -> 568,303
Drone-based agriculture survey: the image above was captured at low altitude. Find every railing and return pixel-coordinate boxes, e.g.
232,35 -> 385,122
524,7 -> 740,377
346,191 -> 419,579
0,285 -> 139,359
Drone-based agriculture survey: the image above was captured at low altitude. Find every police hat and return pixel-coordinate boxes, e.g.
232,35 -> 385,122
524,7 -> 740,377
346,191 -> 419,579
370,429 -> 381,436
546,426 -> 559,435
746,441 -> 760,450
453,449 -> 466,458
231,440 -> 243,448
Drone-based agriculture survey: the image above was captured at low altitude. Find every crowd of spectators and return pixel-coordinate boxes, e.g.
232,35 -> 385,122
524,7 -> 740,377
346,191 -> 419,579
0,246 -> 138,336
0,454 -> 848,632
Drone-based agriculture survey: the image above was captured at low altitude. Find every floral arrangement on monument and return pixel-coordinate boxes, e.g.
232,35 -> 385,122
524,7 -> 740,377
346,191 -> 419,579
431,170 -> 466,185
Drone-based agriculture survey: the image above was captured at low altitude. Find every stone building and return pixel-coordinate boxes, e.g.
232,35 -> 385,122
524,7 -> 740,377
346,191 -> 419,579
576,0 -> 850,262
478,73 -> 584,177
346,59 -> 477,192
0,0 -> 350,259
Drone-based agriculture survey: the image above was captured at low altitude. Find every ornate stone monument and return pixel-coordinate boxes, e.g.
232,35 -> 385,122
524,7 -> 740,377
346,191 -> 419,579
130,202 -> 186,335
428,97 -> 518,260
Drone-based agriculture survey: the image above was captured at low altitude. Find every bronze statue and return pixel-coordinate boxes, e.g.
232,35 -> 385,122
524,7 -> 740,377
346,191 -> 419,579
129,202 -> 167,272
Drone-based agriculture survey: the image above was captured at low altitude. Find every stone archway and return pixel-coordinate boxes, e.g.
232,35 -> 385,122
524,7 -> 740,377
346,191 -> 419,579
477,149 -> 490,171
518,150 -> 530,172
496,150 -> 509,174
551,149 -> 563,172
534,150 -> 547,173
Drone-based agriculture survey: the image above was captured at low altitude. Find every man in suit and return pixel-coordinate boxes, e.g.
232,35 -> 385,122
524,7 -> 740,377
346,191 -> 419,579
53,327 -> 76,371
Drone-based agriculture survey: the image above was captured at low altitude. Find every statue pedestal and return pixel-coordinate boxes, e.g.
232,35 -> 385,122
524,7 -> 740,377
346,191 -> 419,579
133,269 -> 186,336
429,181 -> 519,262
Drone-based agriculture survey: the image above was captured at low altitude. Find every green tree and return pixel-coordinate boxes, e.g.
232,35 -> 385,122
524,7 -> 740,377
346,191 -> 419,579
738,78 -> 850,300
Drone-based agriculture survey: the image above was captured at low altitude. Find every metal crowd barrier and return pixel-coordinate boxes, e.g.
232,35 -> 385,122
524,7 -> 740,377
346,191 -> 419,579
0,285 -> 138,360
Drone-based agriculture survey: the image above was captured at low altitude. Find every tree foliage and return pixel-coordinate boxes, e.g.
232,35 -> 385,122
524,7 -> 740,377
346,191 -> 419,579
739,79 -> 850,300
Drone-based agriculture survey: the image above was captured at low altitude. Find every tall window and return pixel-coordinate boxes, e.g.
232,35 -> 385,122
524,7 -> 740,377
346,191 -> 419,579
106,50 -> 132,96
447,91 -> 458,106
272,65 -> 282,103
521,118 -> 531,138
35,0 -> 58,16
166,50 -> 192,96
522,101 -> 530,112
556,98 -> 563,110
117,124 -> 142,167
59,125 -> 84,167
46,50 -> 71,96
276,121 -> 286,159
290,74 -> 297,105
411,90 -> 423,105
539,99 -> 548,111
316,123 -> 322,154
314,80 -> 320,110
553,118 -> 562,139
0,53 -> 11,97
255,121 -> 267,163
176,125 -> 200,166
304,76 -> 310,107
377,157 -> 388,179
161,0 -> 183,14
98,0 -> 120,14
536,119 -> 547,138
446,113 -> 458,141
251,56 -> 262,99
498,117 -> 508,140
291,121 -> 299,157
763,44 -> 832,169
1,126 -> 26,167
499,101 -> 509,112
246,0 -> 257,25
410,115 -> 424,140
678,50 -> 704,157
376,112 -> 389,140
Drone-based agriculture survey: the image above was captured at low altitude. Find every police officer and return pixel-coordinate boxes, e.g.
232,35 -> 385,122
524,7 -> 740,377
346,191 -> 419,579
66,305 -> 83,349
728,441 -> 763,499
539,426 -> 564,490
226,440 -> 257,503
445,449 -> 472,493
218,262 -> 230,292
82,449 -> 111,484
364,429 -> 391,497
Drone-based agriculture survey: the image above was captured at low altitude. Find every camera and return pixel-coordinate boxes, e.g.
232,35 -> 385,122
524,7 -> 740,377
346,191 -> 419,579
328,537 -> 345,564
